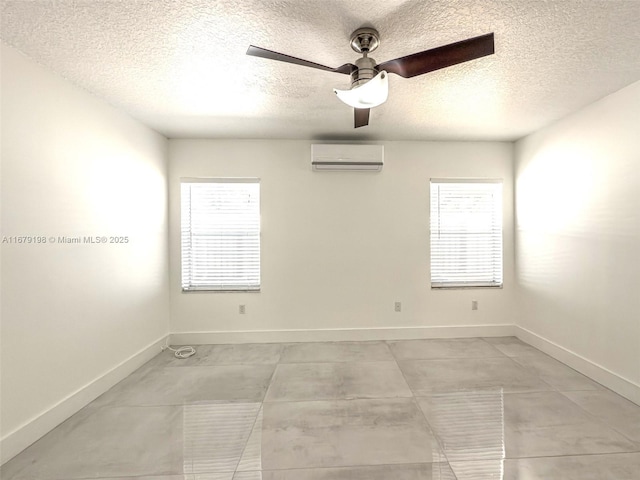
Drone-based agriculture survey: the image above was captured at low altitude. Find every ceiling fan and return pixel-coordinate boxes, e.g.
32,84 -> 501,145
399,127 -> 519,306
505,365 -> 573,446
246,28 -> 495,128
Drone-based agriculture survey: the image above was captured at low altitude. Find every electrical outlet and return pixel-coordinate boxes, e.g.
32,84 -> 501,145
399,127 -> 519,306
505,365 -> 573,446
394,301 -> 401,312
239,304 -> 246,314
471,300 -> 478,311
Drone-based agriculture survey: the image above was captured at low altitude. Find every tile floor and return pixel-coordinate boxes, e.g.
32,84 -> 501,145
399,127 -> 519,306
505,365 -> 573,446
2,337 -> 640,479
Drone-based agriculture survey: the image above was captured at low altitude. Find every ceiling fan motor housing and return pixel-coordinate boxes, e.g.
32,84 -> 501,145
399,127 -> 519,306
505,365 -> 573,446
350,27 -> 380,54
349,28 -> 381,88
352,56 -> 379,88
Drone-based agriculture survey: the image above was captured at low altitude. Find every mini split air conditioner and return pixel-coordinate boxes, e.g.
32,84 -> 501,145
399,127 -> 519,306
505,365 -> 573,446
311,144 -> 384,171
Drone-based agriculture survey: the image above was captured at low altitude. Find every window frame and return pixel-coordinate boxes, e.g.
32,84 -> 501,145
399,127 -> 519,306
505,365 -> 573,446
180,177 -> 261,293
429,178 -> 503,289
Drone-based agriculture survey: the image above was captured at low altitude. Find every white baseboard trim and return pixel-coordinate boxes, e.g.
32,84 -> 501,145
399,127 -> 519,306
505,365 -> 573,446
0,334 -> 168,465
516,326 -> 640,406
170,324 -> 516,345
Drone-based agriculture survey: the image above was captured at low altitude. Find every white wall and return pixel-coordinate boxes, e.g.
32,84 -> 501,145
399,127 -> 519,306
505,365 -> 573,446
169,139 -> 515,342
0,45 -> 170,461
515,80 -> 640,402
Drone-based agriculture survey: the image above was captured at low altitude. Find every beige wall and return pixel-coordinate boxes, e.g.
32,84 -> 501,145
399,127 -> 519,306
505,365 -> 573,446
515,80 -> 640,400
169,139 -> 515,340
0,45 -> 170,460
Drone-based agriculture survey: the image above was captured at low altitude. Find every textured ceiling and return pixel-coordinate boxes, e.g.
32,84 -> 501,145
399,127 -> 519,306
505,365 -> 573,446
2,0 -> 640,141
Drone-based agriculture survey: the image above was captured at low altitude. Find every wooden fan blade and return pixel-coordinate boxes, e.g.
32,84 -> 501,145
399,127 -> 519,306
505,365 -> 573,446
246,45 -> 355,75
377,33 -> 494,78
354,108 -> 370,128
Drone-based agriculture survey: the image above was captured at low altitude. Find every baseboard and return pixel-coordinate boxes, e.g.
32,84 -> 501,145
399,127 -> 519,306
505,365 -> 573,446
0,334 -> 168,465
515,326 -> 640,405
170,324 -> 516,345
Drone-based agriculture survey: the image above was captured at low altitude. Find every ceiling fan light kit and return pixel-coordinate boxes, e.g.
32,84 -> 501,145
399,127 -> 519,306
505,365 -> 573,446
247,28 -> 494,128
334,70 -> 388,109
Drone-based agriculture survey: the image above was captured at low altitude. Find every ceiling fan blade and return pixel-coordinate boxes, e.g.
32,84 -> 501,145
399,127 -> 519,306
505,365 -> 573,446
247,45 -> 355,75
377,33 -> 494,79
354,108 -> 370,128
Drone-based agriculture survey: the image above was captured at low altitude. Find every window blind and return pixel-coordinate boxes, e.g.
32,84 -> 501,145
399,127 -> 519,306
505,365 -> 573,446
430,180 -> 503,288
181,179 -> 260,291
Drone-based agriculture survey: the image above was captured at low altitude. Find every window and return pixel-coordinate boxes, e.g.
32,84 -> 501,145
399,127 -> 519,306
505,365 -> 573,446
181,179 -> 260,291
430,179 -> 503,288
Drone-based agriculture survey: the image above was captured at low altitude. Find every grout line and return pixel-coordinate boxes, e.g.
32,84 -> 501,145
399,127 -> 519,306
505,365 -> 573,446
557,390 -> 640,446
386,340 -> 456,472
232,403 -> 263,476
478,336 -> 514,357
500,451 -> 640,461
229,461 -> 452,475
261,363 -> 280,403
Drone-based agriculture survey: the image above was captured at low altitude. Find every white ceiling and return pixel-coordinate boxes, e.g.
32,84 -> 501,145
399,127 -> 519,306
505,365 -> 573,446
2,0 -> 640,141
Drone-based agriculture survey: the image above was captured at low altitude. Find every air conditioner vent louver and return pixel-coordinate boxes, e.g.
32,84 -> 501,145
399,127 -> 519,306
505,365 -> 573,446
311,144 -> 384,171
